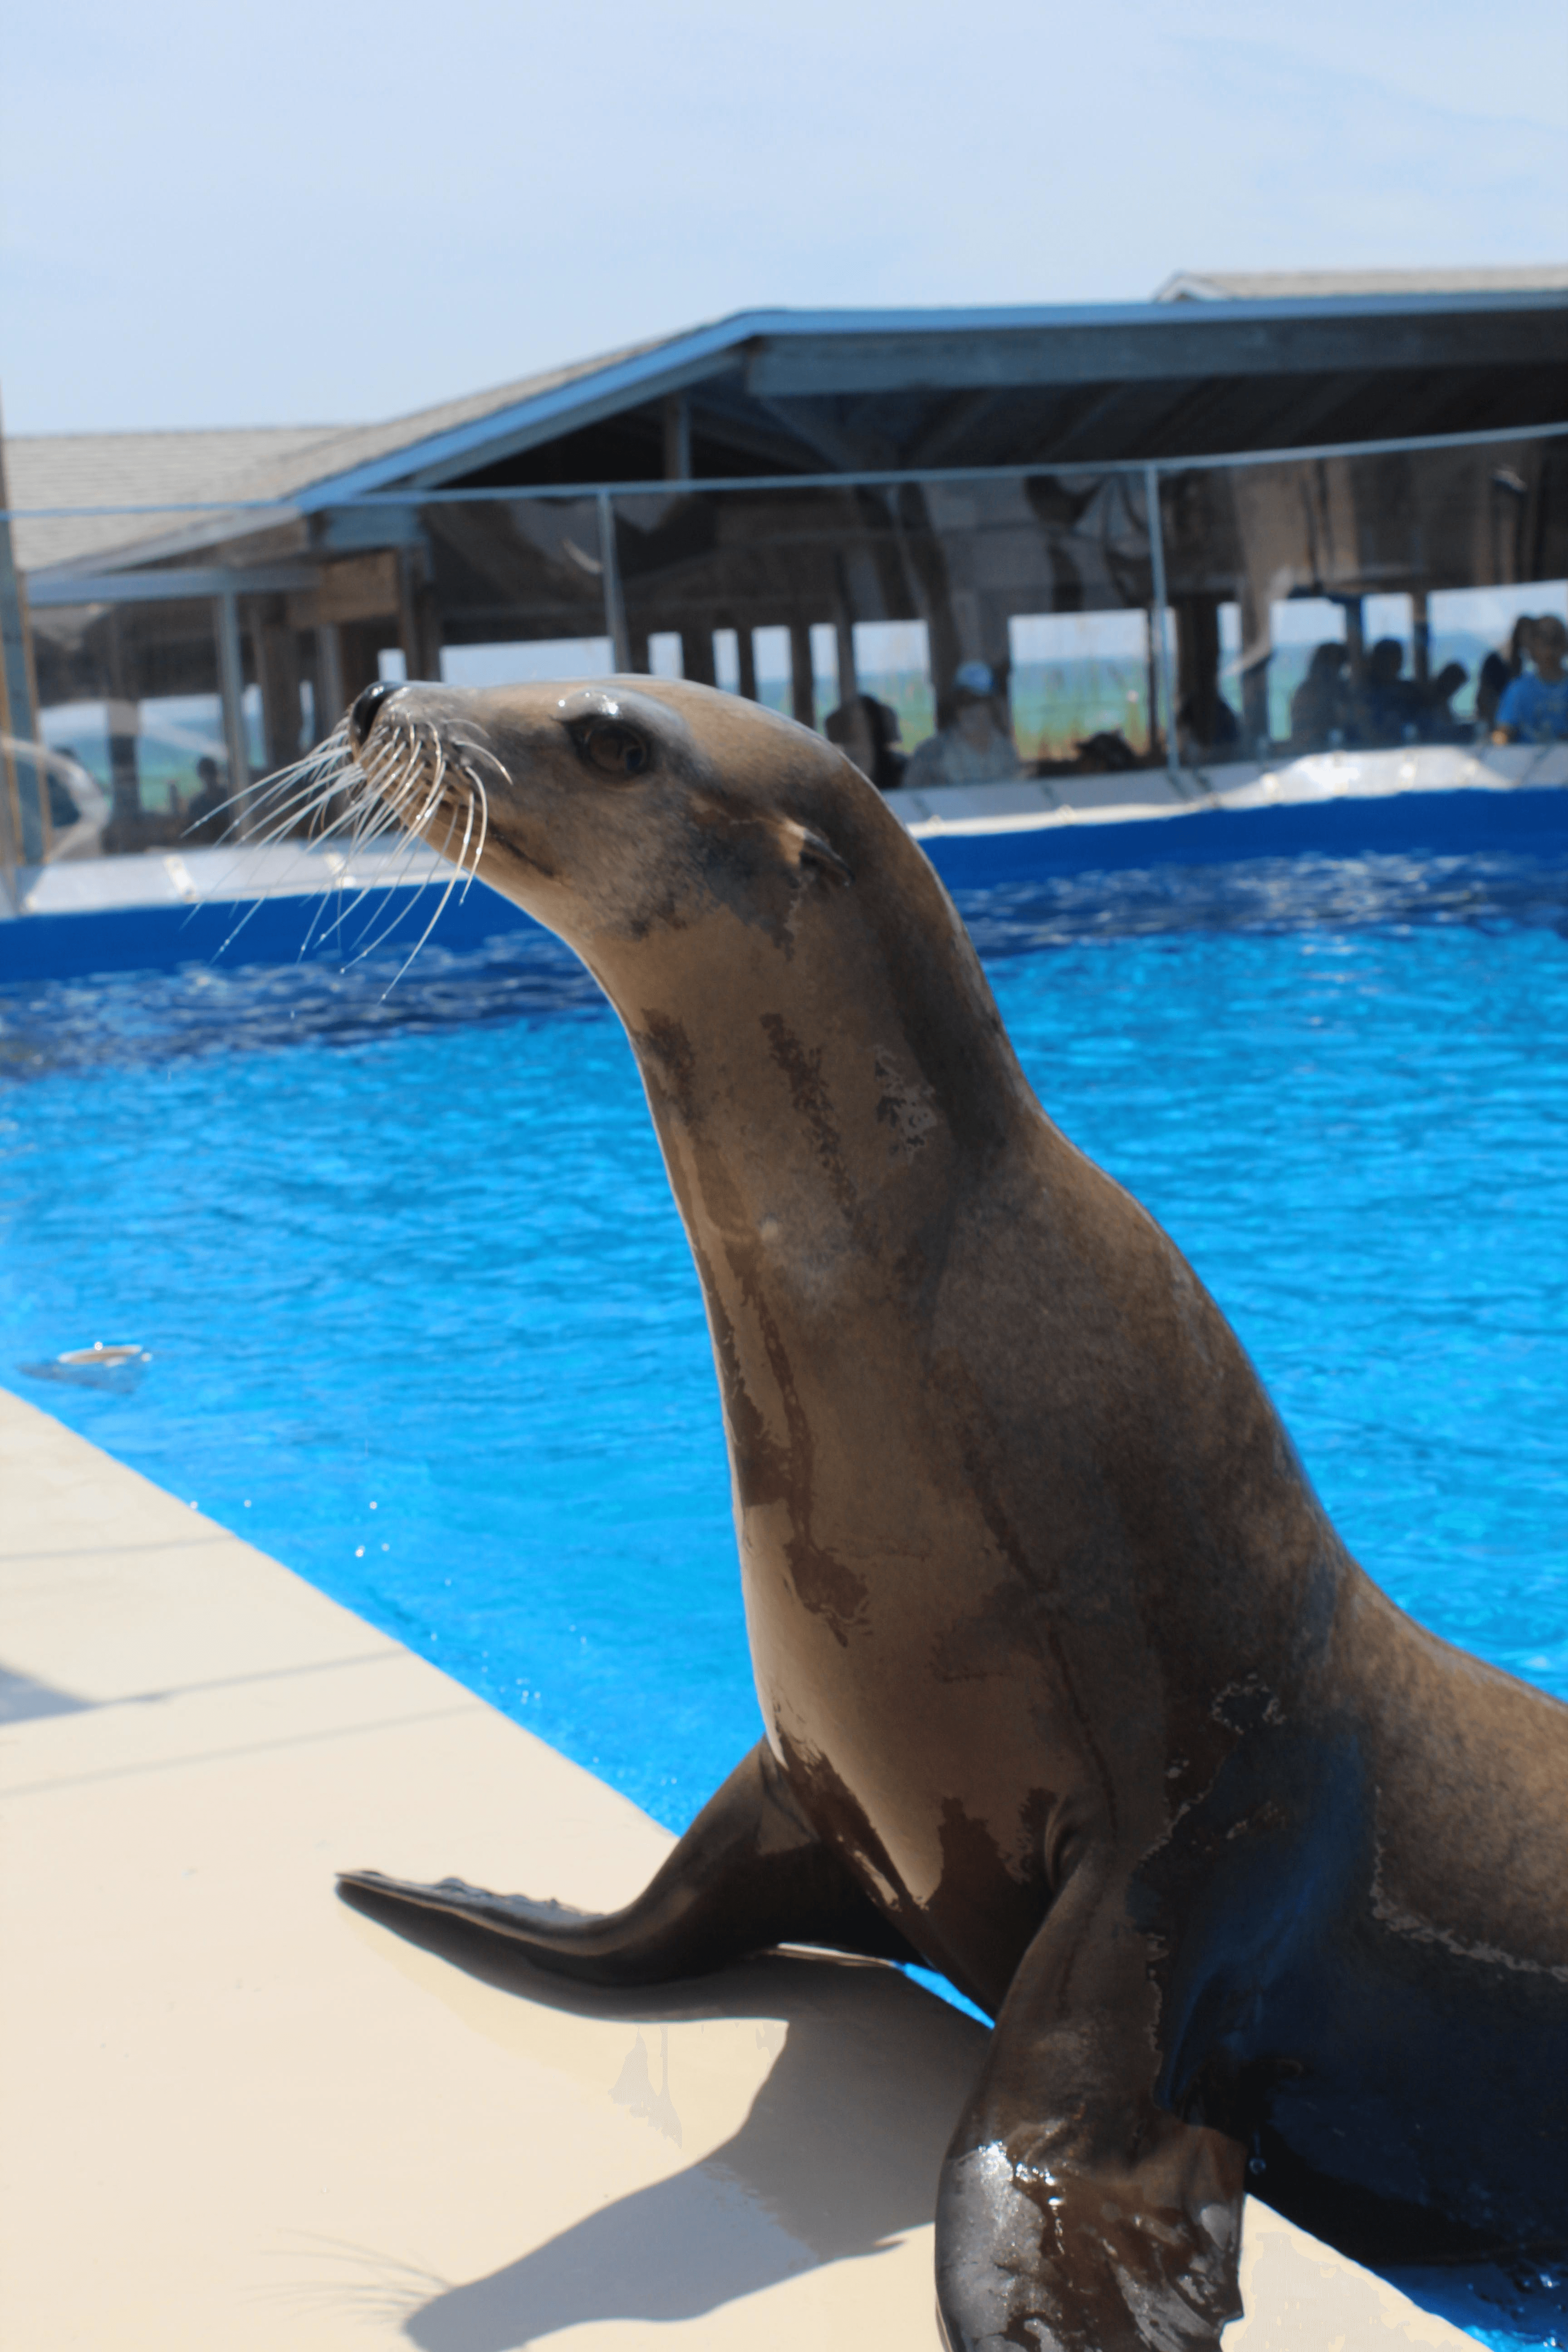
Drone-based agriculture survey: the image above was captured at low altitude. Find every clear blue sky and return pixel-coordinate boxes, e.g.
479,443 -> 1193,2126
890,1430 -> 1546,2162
4,0 -> 1565,437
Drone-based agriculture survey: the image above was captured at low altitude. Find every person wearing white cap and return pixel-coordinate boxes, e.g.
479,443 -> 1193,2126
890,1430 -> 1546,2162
902,660 -> 1022,791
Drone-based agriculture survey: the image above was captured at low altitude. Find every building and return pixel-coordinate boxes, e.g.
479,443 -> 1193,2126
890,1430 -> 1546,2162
3,269 -> 1566,863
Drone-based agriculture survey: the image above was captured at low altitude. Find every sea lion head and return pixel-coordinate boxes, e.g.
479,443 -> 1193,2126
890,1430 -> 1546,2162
335,674 -> 1024,1181
344,674 -> 890,965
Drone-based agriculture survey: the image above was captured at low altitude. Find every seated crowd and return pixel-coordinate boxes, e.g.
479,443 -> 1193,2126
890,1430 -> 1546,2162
823,619 -> 1568,799
1290,616 -> 1568,755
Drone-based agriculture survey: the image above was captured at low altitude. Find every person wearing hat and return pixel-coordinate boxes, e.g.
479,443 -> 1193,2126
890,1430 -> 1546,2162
902,660 -> 1022,791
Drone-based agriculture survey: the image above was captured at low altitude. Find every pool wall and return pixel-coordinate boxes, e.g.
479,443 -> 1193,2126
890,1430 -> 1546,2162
4,774 -> 1567,984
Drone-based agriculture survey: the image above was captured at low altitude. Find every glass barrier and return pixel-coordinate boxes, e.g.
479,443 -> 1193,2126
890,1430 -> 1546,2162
12,433 -> 1568,873
1157,436 -> 1568,762
424,494 -> 610,673
30,595 -> 233,858
602,473 -> 1161,791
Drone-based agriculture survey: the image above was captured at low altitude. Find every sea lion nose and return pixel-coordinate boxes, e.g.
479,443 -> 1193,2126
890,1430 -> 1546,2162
349,679 -> 398,750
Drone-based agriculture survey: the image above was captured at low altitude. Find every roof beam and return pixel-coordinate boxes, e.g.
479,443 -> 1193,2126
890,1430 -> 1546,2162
745,303 -> 1567,398
28,563 -> 318,608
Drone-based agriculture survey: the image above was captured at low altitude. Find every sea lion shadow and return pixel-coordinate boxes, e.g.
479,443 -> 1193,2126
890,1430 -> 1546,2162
339,1885 -> 988,2352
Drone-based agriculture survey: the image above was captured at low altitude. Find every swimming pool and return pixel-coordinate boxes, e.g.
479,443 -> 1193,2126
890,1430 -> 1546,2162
2,848 -> 1565,2344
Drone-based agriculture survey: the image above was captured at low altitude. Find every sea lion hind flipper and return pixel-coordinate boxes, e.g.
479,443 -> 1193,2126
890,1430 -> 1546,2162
336,1869 -> 599,1944
338,1738 -> 919,1985
936,1870 -> 1247,2352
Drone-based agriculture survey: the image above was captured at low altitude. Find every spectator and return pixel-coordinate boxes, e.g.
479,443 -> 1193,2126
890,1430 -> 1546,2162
1493,614 -> 1568,743
1289,642 -> 1348,752
824,694 -> 907,793
183,755 -> 230,843
1419,661 -> 1470,742
1476,616 -> 1535,730
1355,638 -> 1423,746
902,661 -> 1020,791
1176,690 -> 1240,763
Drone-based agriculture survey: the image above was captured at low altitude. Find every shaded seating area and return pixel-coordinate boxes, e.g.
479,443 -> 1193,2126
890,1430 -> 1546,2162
5,283 -> 1566,866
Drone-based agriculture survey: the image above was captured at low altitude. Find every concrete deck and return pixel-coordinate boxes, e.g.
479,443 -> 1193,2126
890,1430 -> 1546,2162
0,1384 -> 1478,2350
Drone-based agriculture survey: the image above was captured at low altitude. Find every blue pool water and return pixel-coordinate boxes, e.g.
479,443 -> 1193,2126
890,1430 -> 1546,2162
2,849 -> 1566,2343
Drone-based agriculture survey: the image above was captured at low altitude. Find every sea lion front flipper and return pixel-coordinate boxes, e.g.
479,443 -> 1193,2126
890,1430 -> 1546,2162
936,1862 -> 1246,2352
339,1738 -> 920,1985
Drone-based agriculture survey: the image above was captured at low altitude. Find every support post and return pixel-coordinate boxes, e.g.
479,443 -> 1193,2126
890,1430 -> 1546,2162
788,620 -> 816,728
314,625 -> 347,735
597,491 -> 631,672
1144,464 -> 1180,783
216,591 -> 252,836
397,545 -> 442,683
835,612 -> 858,711
257,608 -> 303,774
1411,588 -> 1431,684
105,612 -> 142,845
679,627 -> 715,688
662,393 -> 692,481
0,383 -> 44,886
1172,598 -> 1223,758
737,627 -> 758,703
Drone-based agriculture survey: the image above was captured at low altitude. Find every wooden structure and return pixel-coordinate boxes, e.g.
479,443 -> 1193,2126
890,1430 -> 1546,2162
5,276 -> 1567,847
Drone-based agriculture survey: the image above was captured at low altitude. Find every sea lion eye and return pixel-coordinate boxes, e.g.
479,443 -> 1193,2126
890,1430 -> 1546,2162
575,721 -> 649,779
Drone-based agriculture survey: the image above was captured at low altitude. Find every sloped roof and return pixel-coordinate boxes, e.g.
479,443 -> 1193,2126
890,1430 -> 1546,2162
227,331 -> 677,502
1154,265 -> 1568,302
6,330 -> 680,572
9,291 -> 1567,583
5,425 -> 351,573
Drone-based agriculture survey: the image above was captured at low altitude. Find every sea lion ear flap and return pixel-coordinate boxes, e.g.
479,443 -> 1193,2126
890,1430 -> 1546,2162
774,815 -> 853,888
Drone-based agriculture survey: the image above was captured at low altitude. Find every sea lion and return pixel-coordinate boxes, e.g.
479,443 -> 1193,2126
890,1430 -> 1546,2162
326,675 -> 1568,2350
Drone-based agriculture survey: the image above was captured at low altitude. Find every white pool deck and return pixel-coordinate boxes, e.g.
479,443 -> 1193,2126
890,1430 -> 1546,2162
14,739 -> 1568,917
0,1383 -> 1481,2350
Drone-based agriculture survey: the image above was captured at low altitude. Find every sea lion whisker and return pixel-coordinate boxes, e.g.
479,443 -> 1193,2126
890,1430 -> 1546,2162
211,884 -> 279,960
404,726 -> 448,810
293,817 -> 407,959
358,719 -> 414,786
207,762 -> 337,850
356,749 -> 407,811
245,772 -> 358,852
364,769 -> 480,981
204,756 -> 355,922
378,859 -> 467,994
382,740 -> 489,933
340,865 -> 442,972
350,812 -> 414,872
199,740 -> 344,838
226,726 -> 354,822
430,785 -> 470,874
364,743 -> 427,829
395,771 -> 444,837
347,780 -> 409,856
322,807 -> 451,964
419,750 -> 489,899
456,760 -> 491,873
346,767 -> 457,956
433,780 -> 481,907
449,732 -> 509,782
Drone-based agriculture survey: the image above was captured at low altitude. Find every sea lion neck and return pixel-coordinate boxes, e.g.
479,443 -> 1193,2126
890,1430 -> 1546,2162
595,835 -> 1037,1266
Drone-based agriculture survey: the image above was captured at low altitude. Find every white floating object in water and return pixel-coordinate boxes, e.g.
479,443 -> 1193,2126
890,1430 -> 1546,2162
19,1342 -> 151,1392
